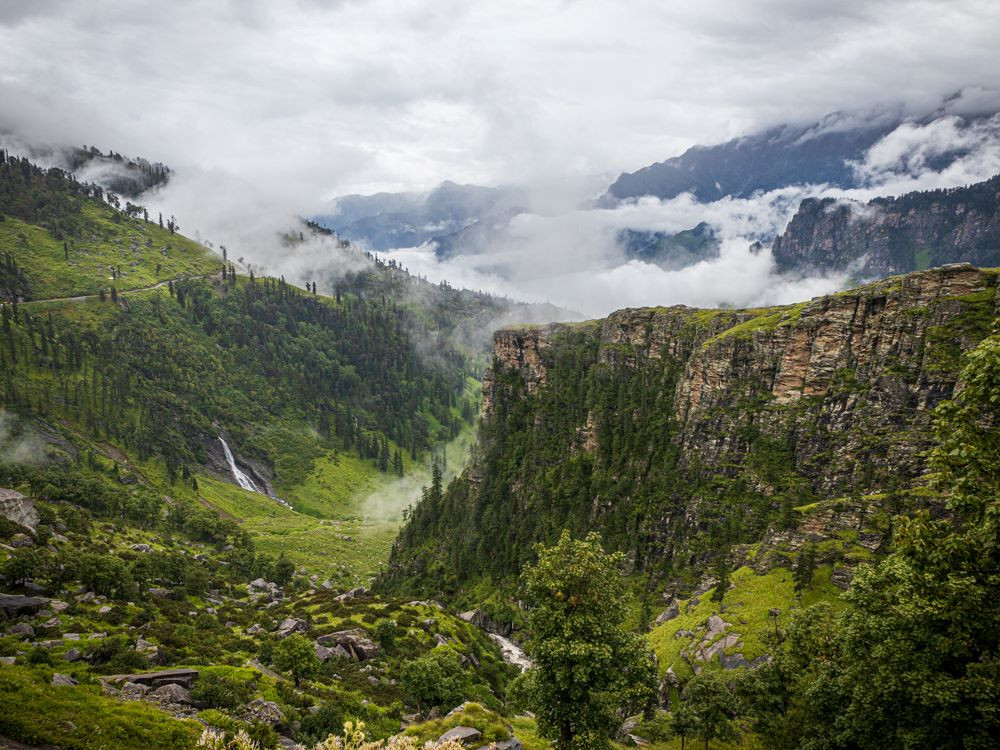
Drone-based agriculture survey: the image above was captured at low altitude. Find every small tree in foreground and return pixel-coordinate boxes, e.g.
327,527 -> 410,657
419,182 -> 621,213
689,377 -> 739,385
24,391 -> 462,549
517,530 -> 658,750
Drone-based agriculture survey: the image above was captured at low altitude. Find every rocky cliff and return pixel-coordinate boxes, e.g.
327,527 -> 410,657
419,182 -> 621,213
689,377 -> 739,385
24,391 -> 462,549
387,264 -> 999,592
772,175 -> 1000,277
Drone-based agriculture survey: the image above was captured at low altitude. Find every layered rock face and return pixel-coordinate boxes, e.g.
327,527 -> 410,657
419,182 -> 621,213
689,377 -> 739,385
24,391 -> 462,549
772,175 -> 1000,276
387,265 -> 998,590
490,265 -> 996,497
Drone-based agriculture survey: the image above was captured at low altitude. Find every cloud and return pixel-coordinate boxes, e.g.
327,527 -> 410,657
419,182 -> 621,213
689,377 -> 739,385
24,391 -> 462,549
1,1 -> 999,318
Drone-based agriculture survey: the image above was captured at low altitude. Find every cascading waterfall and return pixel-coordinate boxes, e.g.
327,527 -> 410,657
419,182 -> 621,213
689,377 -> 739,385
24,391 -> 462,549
219,436 -> 262,493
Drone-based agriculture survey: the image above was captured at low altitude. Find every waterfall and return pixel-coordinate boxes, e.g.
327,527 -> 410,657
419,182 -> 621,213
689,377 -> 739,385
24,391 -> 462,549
218,436 -> 262,493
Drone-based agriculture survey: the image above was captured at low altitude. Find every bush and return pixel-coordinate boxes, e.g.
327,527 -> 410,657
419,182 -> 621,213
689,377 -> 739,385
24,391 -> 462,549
400,646 -> 468,713
191,672 -> 256,711
372,619 -> 397,651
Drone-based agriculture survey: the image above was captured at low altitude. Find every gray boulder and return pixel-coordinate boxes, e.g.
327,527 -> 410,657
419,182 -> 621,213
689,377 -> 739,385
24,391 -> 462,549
654,600 -> 680,625
51,673 -> 78,686
275,618 -> 307,639
437,726 -> 481,745
0,488 -> 39,531
151,683 -> 193,704
243,698 -> 285,726
8,622 -> 34,639
0,595 -> 48,617
315,628 -> 380,661
64,648 -> 83,662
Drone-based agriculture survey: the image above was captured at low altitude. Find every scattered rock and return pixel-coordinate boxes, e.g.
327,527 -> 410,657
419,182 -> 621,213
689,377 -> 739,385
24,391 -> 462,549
437,726 -> 481,745
64,648 -> 82,663
706,615 -> 729,636
494,740 -> 524,750
48,600 -> 69,613
63,633 -> 80,641
75,592 -> 96,603
831,567 -> 854,590
51,673 -> 78,686
10,534 -> 34,548
315,629 -> 380,661
106,668 -> 199,689
333,586 -> 367,603
147,587 -> 171,597
40,617 -> 61,629
131,543 -> 153,553
98,605 -> 113,614
0,656 -> 15,665
243,698 -> 285,726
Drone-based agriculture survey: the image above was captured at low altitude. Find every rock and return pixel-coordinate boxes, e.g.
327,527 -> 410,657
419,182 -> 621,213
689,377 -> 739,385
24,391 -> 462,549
243,698 -> 285,726
23,581 -> 45,594
315,644 -> 334,662
831,566 -> 854,590
275,618 -> 307,639
333,586 -> 367,603
10,533 -> 34,548
8,622 -> 34,639
321,580 -> 333,590
119,681 -> 151,700
151,683 -> 193,704
246,623 -> 264,635
0,656 -> 15,665
98,605 -> 113,614
278,738 -> 299,750
654,600 -> 680,625
48,600 -> 69,613
63,633 -> 80,641
135,637 -> 154,650
41,617 -> 61,629
315,629 -> 380,661
617,717 -> 640,741
75,591 -> 96,603
434,633 -> 451,647
437,726 -> 481,745
494,740 -> 523,750
706,614 -> 729,636
0,595 -> 48,617
64,648 -> 82,662
131,543 -> 153,553
0,488 -> 39,531
106,668 -> 199,689
147,587 -> 171,597
719,652 -> 751,669
51,673 -> 78,686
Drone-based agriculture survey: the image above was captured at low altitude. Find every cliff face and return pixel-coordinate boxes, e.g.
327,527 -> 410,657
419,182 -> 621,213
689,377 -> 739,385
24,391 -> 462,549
772,175 -> 1000,277
389,265 -> 999,589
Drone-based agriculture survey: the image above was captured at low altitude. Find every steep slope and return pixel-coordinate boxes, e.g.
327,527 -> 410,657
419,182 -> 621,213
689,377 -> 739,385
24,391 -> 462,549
772,174 -> 1000,277
385,264 -> 999,594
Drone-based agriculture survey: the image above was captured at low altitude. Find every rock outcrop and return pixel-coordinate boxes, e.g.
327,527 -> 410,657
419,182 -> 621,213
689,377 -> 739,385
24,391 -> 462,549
772,175 -> 1000,277
0,489 -> 39,532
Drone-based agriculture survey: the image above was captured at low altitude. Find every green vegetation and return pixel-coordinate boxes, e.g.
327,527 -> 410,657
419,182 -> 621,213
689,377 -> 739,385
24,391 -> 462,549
513,532 -> 657,749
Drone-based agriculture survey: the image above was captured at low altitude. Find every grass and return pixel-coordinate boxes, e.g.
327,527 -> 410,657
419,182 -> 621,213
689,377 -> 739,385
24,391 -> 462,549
646,565 -> 844,680
197,419 -> 479,583
5,203 -> 219,300
0,665 -> 201,749
402,702 -> 511,745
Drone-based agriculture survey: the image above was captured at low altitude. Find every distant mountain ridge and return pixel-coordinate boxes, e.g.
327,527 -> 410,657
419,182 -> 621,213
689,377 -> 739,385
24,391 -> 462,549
772,173 -> 1000,277
602,109 -> 998,203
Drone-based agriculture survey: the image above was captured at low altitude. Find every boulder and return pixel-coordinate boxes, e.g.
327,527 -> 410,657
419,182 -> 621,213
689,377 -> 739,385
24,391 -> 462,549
0,488 -> 39,531
64,648 -> 83,662
131,543 -> 153,553
108,668 -> 199,689
8,622 -> 34,639
275,618 -> 307,639
120,681 -> 151,700
315,644 -> 334,662
51,673 -> 78,686
10,534 -> 34,548
98,605 -> 113,615
617,717 -> 640,741
147,587 -> 171,597
719,652 -> 751,669
437,726 -> 481,745
333,586 -> 367,603
0,595 -> 48,617
243,698 -> 284,726
494,740 -> 523,750
40,617 -> 61,629
654,600 -> 680,625
315,629 -> 380,661
151,683 -> 193,704
706,615 -> 729,636
75,591 -> 96,603
48,600 -> 69,613
0,656 -> 15,665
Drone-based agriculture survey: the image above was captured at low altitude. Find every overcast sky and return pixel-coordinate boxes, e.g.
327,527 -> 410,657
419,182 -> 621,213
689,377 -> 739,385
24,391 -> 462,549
3,0 -> 1000,315
3,0 -> 999,200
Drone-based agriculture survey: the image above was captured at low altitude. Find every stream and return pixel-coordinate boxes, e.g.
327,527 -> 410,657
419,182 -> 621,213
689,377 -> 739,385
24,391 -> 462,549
489,632 -> 533,671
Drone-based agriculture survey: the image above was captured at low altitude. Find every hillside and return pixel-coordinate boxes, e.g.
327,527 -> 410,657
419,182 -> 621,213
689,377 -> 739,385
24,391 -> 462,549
772,174 -> 1000,277
384,262 -> 997,593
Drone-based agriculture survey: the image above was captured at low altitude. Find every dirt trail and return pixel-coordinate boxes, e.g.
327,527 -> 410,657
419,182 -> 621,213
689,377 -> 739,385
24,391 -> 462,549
20,274 -> 217,306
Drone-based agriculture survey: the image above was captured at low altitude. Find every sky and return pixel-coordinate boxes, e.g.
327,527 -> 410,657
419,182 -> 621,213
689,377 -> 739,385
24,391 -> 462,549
2,0 -> 1000,315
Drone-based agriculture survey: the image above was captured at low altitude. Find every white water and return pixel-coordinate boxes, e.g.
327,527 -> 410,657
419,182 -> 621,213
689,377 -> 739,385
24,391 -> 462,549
489,632 -> 533,671
219,436 -> 262,493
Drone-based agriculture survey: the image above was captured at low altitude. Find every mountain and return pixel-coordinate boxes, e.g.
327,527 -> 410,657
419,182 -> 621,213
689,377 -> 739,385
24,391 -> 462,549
313,181 -> 526,251
772,173 -> 1000,277
385,264 -> 997,590
616,222 -> 720,270
603,109 -> 997,203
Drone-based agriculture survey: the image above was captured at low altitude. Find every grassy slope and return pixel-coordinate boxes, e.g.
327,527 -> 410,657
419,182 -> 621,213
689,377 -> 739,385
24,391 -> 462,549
5,202 -> 218,300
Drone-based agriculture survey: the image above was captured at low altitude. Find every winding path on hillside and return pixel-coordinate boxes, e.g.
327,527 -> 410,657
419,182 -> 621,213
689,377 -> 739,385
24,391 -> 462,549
18,273 -> 219,306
